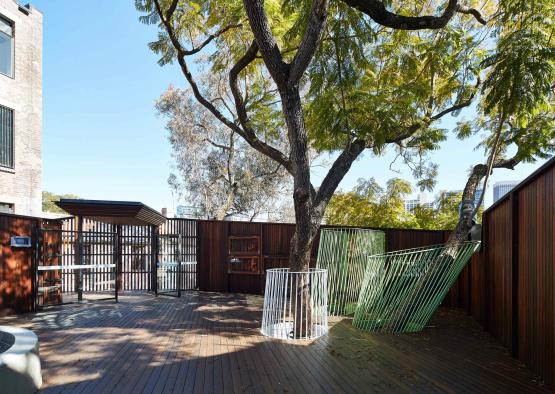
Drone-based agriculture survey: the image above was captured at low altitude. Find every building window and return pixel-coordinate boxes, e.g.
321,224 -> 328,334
0,105 -> 14,168
0,16 -> 14,77
0,202 -> 14,214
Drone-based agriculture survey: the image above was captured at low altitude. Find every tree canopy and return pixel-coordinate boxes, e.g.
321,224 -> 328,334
138,0 -> 553,269
457,0 -> 554,172
138,0 -> 492,190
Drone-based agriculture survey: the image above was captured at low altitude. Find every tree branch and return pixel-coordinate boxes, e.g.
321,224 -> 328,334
165,0 -> 179,21
252,161 -> 284,179
229,41 -> 259,127
313,139 -> 367,216
471,112 -> 506,218
153,0 -> 291,173
289,0 -> 329,85
384,123 -> 423,144
153,1 -> 235,127
382,75 -> 480,145
182,24 -> 242,56
493,154 -> 522,170
456,5 -> 487,25
447,117 -> 517,246
243,0 -> 289,86
226,131 -> 235,188
340,0 -> 486,30
430,75 -> 481,120
229,40 -> 293,172
203,137 -> 231,151
162,0 -> 241,56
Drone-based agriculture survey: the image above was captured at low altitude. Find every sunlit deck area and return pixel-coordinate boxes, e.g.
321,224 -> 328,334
1,292 -> 549,394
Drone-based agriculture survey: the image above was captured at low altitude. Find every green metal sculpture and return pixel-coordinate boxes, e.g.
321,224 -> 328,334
316,228 -> 385,316
352,241 -> 480,333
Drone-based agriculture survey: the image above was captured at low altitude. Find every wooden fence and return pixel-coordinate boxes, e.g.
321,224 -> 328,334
446,157 -> 555,387
0,213 -> 38,315
197,220 -> 452,294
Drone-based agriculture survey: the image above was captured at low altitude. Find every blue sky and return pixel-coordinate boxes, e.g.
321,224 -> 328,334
36,0 -> 544,211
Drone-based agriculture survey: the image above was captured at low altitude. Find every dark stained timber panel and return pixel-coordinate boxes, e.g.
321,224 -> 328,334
517,163 -> 555,385
485,198 -> 513,349
197,221 -> 228,292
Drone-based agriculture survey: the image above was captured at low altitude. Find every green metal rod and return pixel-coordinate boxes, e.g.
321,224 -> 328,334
353,241 -> 480,333
316,228 -> 385,316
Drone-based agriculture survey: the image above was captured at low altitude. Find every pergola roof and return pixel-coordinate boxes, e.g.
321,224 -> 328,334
55,199 -> 167,227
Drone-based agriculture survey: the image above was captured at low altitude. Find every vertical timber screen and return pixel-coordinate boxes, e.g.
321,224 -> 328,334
159,219 -> 198,291
62,219 -> 153,292
59,218 -> 198,293
37,219 -> 117,306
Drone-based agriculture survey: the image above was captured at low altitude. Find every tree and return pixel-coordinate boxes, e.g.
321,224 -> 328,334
137,0 -> 488,272
325,179 -> 472,230
325,178 -> 416,228
448,0 -> 554,245
414,191 -> 484,230
157,85 -> 291,221
42,191 -> 80,213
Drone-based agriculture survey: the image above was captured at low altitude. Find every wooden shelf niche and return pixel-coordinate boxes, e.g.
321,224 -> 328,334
228,236 -> 261,275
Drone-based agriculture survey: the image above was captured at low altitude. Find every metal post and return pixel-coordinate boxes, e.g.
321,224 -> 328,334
483,213 -> 490,331
177,234 -> 182,297
196,220 -> 200,291
32,221 -> 41,312
75,216 -> 84,301
151,225 -> 158,296
114,224 -> 121,303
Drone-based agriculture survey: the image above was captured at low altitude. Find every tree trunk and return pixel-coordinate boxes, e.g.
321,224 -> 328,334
446,163 -> 488,248
280,84 -> 323,337
215,183 -> 237,221
448,114 -> 506,250
290,222 -> 318,338
280,85 -> 315,271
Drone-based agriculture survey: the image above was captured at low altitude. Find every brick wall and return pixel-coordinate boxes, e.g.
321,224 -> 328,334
0,0 -> 42,216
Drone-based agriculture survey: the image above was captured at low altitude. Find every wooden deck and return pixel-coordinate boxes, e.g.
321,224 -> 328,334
1,292 -> 550,393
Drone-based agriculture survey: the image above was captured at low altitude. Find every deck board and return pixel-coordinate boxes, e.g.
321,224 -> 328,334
1,292 -> 550,394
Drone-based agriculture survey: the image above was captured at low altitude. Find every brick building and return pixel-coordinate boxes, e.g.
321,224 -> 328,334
0,0 -> 42,215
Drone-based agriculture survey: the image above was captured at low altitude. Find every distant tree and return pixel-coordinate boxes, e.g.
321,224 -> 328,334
42,191 -> 80,213
414,191 -> 483,230
325,178 -> 417,228
326,180 -> 480,230
157,86 -> 291,221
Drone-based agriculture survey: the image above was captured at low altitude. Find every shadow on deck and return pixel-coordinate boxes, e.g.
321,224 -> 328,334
1,292 -> 550,393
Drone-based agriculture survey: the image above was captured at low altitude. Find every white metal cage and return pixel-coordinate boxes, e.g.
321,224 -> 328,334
261,268 -> 328,340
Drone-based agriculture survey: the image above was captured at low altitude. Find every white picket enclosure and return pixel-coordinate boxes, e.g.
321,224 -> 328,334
261,268 -> 328,340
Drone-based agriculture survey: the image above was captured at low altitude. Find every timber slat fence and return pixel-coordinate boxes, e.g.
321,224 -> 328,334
450,157 -> 555,387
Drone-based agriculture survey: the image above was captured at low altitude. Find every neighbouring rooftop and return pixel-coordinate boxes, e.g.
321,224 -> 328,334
55,199 -> 167,227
